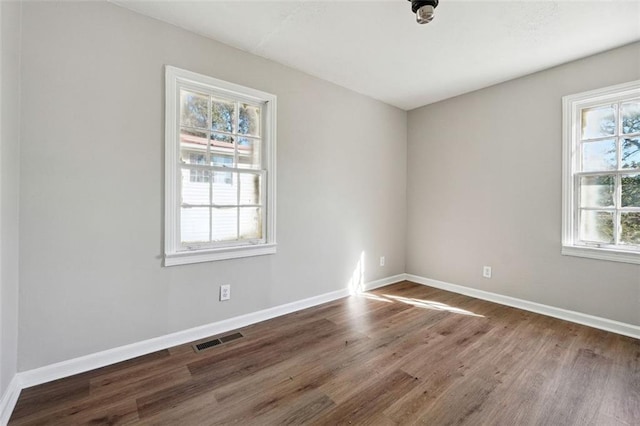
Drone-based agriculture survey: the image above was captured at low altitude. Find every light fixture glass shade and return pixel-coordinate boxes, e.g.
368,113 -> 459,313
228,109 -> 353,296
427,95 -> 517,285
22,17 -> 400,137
416,5 -> 435,24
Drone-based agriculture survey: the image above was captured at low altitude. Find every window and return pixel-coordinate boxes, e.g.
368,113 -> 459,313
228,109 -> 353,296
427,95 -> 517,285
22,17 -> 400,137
562,80 -> 640,264
165,66 -> 276,266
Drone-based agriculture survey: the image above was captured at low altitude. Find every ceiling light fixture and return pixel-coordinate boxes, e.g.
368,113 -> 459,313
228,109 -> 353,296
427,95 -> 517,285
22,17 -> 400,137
409,0 -> 439,24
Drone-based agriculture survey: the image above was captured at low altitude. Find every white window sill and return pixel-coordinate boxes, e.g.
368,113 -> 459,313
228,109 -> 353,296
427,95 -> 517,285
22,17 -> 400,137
562,245 -> 640,265
165,243 -> 277,266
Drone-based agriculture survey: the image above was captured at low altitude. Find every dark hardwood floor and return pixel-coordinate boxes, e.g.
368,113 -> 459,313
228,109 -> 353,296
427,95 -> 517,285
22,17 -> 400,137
9,281 -> 640,425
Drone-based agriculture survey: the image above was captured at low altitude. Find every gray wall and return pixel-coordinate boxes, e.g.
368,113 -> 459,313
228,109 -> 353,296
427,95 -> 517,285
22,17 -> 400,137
1,0 -> 21,394
18,1 -> 407,370
13,0 -> 639,375
407,42 -> 640,326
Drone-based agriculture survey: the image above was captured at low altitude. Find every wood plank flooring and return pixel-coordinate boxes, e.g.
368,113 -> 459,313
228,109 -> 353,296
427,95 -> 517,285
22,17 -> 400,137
9,281 -> 640,425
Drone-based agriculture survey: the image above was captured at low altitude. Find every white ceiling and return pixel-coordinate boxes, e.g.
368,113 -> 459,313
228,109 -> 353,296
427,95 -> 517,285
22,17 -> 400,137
113,1 -> 640,110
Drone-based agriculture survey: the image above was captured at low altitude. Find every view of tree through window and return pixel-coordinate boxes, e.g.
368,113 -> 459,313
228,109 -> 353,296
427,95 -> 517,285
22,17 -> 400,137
179,89 -> 264,246
579,100 -> 640,247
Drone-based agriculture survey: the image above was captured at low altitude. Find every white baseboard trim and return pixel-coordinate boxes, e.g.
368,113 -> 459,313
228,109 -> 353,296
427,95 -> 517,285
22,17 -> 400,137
406,274 -> 640,340
0,375 -> 21,426
363,274 -> 407,291
17,273 -> 406,390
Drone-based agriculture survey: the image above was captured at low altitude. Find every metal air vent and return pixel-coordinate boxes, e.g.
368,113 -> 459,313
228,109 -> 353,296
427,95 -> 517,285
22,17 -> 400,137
192,332 -> 244,353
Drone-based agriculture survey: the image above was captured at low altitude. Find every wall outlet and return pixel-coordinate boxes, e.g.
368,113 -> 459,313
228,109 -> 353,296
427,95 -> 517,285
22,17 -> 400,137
220,284 -> 231,301
482,266 -> 492,279
380,256 -> 385,266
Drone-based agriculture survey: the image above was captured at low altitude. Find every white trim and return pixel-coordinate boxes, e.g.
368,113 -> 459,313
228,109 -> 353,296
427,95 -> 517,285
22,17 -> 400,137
363,274 -> 407,291
563,80 -> 640,106
561,80 -> 640,264
406,274 -> 640,340
166,66 -> 277,104
164,66 -> 277,266
0,376 -> 21,426
165,243 -> 277,266
561,245 -> 640,264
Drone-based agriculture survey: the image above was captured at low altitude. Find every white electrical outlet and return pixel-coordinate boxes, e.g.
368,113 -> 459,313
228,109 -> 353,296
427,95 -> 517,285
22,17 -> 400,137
482,266 -> 492,279
220,284 -> 231,301
380,256 -> 385,266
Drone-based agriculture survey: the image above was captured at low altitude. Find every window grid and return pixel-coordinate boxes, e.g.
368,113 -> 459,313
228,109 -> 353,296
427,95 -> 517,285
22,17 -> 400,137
178,92 -> 265,249
576,99 -> 640,249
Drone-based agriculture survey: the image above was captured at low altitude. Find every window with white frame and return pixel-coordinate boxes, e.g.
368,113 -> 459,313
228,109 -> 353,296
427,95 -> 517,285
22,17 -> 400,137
562,80 -> 640,264
164,66 -> 276,266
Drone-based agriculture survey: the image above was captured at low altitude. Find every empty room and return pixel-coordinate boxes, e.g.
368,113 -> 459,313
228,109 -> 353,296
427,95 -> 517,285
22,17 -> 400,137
0,0 -> 639,424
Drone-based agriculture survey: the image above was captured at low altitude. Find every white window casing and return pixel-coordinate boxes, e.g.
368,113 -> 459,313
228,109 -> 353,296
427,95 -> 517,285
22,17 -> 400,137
164,66 -> 277,266
562,80 -> 640,264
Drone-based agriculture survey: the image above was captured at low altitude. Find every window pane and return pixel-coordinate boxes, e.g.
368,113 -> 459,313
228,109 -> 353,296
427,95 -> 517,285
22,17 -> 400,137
621,212 -> 640,246
189,153 -> 207,165
180,90 -> 208,129
621,174 -> 640,207
210,133 -> 234,145
581,139 -> 616,171
240,173 -> 261,205
211,154 -> 233,168
181,144 -> 208,166
180,129 -> 208,165
212,208 -> 237,242
238,137 -> 261,169
240,207 -> 262,239
621,138 -> 640,169
579,175 -> 615,208
212,172 -> 237,205
621,101 -> 640,135
181,167 -> 210,204
211,155 -> 233,185
210,134 -> 234,167
180,127 -> 207,152
581,105 -> 615,140
239,104 -> 260,136
211,98 -> 235,133
181,207 -> 210,244
579,210 -> 614,244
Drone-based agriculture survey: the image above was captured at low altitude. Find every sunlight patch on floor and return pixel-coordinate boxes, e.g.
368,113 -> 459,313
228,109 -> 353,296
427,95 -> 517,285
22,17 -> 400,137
359,292 -> 393,303
380,294 -> 484,317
